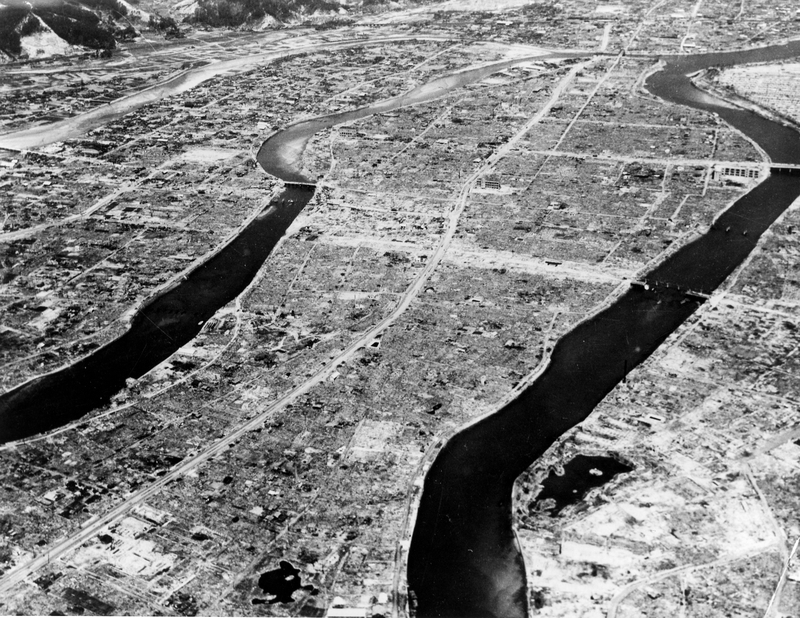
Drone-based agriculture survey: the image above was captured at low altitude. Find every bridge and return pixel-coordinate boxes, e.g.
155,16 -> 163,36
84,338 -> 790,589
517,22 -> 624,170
630,280 -> 710,300
284,181 -> 317,190
770,164 -> 800,175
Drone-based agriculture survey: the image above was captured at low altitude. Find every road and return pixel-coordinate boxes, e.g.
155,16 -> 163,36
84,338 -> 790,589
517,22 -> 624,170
526,40 -> 639,190
524,147 -> 765,169
679,0 -> 704,54
606,540 -> 777,618
600,23 -> 612,52
765,536 -> 800,617
607,463 -> 790,618
0,156 -> 179,243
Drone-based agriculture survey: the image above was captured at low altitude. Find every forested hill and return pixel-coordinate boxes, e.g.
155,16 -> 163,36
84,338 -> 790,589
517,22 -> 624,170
0,0 -> 424,61
186,0 -> 416,28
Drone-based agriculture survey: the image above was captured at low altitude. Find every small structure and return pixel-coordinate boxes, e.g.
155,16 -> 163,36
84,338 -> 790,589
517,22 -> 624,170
339,127 -> 359,138
475,177 -> 502,191
637,413 -> 665,428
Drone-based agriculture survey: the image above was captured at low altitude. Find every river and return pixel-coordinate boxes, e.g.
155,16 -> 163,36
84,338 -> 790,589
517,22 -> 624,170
0,52 -> 572,440
407,42 -> 800,618
0,185 -> 313,442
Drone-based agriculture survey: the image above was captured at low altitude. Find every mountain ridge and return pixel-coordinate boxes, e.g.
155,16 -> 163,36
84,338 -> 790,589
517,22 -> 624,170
0,0 -> 424,62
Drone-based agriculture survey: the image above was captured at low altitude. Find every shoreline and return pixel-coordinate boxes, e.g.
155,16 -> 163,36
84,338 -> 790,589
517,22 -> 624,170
1,34 -> 504,442
693,69 -> 800,139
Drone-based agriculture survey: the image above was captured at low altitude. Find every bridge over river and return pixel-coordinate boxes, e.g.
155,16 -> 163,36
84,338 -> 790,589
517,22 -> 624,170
771,163 -> 800,174
631,280 -> 710,300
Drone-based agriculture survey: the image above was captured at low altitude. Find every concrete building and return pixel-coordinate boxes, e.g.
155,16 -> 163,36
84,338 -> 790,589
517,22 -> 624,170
711,164 -> 760,181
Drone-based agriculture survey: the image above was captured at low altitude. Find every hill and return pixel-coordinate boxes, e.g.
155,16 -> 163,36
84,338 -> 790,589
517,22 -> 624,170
0,0 -> 421,62
184,0 -> 416,30
0,0 -> 171,61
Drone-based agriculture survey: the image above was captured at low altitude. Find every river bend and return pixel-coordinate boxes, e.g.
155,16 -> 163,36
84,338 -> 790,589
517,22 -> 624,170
407,41 -> 800,618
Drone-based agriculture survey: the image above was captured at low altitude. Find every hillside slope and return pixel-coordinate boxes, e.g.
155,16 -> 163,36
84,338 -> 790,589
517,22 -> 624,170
0,0 -> 168,61
0,0 -> 426,62
186,0 -> 424,28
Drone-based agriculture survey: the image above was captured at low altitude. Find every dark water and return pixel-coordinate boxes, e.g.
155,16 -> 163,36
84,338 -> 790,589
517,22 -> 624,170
0,186 -> 313,442
531,455 -> 633,517
407,44 -> 800,618
648,41 -> 800,165
253,561 -> 316,605
407,287 -> 700,618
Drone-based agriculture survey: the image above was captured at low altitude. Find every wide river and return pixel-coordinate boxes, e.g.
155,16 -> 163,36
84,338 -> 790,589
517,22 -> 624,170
0,38 -> 798,618
407,41 -> 800,618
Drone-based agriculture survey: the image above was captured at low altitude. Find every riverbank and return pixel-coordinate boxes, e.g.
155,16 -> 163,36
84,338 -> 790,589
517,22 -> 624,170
693,69 -> 800,138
